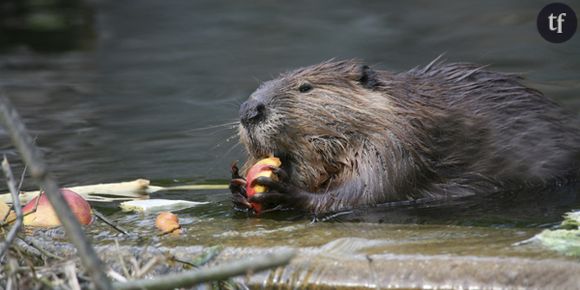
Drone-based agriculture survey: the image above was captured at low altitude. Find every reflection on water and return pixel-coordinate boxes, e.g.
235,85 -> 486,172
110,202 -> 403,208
1,0 -> 580,261
0,0 -> 95,52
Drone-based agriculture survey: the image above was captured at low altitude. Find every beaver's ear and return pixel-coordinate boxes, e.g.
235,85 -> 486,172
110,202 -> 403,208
358,65 -> 379,89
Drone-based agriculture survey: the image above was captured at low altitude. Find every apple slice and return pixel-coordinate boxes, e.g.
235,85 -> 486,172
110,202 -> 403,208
245,157 -> 282,213
155,211 -> 181,235
22,189 -> 93,227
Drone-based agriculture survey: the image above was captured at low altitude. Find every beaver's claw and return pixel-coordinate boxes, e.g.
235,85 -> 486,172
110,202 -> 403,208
248,166 -> 308,209
230,161 -> 252,211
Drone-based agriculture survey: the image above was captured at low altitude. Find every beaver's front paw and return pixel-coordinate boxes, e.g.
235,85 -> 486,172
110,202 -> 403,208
248,166 -> 308,211
229,162 -> 252,211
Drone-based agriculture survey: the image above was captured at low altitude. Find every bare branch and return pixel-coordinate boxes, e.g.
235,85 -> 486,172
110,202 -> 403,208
0,156 -> 23,259
93,209 -> 128,235
17,235 -> 66,261
0,95 -> 113,290
114,249 -> 295,290
18,163 -> 28,191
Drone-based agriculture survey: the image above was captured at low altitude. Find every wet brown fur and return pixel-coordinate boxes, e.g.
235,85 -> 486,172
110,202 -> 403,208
239,58 -> 580,214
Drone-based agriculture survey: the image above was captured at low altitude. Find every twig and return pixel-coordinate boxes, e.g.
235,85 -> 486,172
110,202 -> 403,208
147,184 -> 229,193
1,141 -> 29,224
2,193 -> 44,225
107,269 -> 128,283
13,236 -> 43,260
115,239 -> 131,279
18,163 -> 28,192
162,246 -> 223,269
0,95 -> 113,290
93,209 -> 128,235
164,253 -> 198,268
190,245 -> 222,268
1,201 -> 13,223
113,249 -> 296,290
17,235 -> 65,261
6,255 -> 19,290
64,260 -> 82,290
0,156 -> 24,259
30,189 -> 43,216
134,256 -> 160,278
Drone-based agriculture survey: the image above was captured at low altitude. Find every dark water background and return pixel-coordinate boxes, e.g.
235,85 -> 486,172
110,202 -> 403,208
1,0 -> 579,186
0,0 -> 580,256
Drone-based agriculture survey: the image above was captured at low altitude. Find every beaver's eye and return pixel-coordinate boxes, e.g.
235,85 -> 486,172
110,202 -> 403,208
298,83 -> 313,93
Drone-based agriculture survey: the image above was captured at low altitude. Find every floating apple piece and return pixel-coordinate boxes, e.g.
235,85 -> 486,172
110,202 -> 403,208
155,211 -> 181,235
22,189 -> 93,228
245,157 -> 282,213
0,200 -> 16,224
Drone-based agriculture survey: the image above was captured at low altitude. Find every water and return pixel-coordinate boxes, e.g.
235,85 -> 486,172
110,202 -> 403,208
1,0 -> 579,184
1,0 -> 580,284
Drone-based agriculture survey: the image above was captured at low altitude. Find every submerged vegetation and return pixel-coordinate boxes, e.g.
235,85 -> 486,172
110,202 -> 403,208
529,211 -> 580,256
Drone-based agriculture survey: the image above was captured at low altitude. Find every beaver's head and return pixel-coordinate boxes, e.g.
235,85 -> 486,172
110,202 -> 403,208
238,60 -> 396,192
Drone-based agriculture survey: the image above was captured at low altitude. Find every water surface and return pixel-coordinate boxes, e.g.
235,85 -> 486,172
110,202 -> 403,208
1,0 -> 579,271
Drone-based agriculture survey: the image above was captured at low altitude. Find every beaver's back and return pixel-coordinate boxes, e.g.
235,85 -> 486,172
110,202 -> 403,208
403,62 -> 580,187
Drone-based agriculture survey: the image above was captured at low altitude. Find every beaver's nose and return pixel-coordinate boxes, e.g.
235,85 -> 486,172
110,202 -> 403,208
239,99 -> 266,127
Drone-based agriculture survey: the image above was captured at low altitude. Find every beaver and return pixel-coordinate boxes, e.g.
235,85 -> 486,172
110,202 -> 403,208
229,58 -> 580,215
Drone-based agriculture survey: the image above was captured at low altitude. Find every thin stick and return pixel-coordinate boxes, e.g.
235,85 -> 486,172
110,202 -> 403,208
134,256 -> 160,278
107,269 -> 128,283
147,184 -> 229,193
0,95 -> 113,290
114,239 -> 131,279
93,209 -> 128,235
114,249 -> 295,290
18,163 -> 28,192
165,255 -> 198,268
0,162 -> 27,223
1,201 -> 13,223
1,142 -> 30,225
31,189 -> 43,215
0,156 -> 24,259
17,235 -> 65,261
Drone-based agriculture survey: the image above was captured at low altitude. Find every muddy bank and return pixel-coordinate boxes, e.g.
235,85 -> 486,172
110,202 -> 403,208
30,236 -> 580,289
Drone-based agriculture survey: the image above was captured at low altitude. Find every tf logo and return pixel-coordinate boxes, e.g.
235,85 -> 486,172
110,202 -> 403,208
537,3 -> 577,43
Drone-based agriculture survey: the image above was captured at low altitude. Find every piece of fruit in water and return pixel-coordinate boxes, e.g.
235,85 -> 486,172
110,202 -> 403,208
155,211 -> 181,235
22,189 -> 93,228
